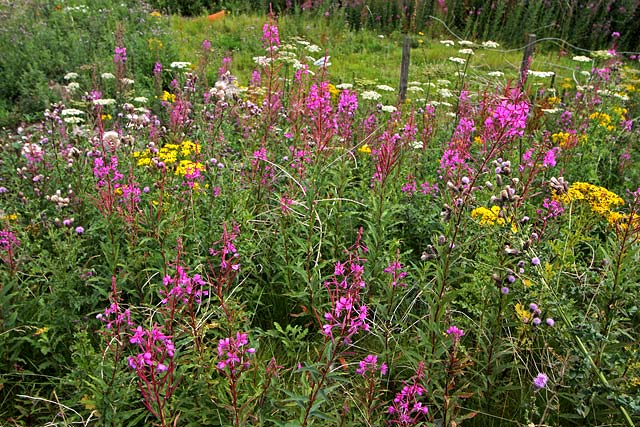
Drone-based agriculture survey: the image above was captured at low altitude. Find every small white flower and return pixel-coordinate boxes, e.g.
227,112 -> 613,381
121,78 -> 135,85
440,101 -> 453,107
378,35 -> 385,39
376,84 -> 395,92
253,56 -> 271,67
487,71 -> 504,77
408,81 -> 422,86
437,88 -> 454,98
580,70 -> 591,77
361,90 -> 382,100
458,40 -> 475,46
295,39 -> 310,46
436,79 -> 451,86
64,72 -> 79,80
381,105 -> 397,113
63,116 -> 85,124
482,40 -> 500,48
61,108 -> 85,116
446,111 -> 457,117
306,44 -> 321,53
133,96 -> 148,104
448,57 -> 466,64
93,98 -> 116,106
411,140 -> 424,149
336,83 -> 353,90
572,55 -> 592,63
170,61 -> 192,69
66,82 -> 80,92
440,40 -> 455,46
407,86 -> 424,92
592,50 -> 614,59
459,48 -> 474,55
614,92 -> 629,101
527,70 -> 555,78
541,108 -> 561,114
101,73 -> 116,80
313,56 -> 331,67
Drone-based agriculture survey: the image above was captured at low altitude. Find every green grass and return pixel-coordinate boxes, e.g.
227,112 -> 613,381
169,11 -> 597,94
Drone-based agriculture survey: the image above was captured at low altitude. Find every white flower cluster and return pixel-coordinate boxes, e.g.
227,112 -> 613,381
361,91 -> 382,101
376,84 -> 395,92
572,55 -> 592,63
527,70 -> 555,78
170,61 -> 192,69
482,40 -> 500,48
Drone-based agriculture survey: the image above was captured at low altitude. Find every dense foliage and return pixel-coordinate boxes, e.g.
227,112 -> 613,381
1,2 -> 640,426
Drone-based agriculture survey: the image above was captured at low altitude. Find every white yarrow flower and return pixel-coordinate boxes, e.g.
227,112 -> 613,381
459,48 -> 474,55
487,71 -> 504,77
64,72 -> 79,80
376,84 -> 395,92
527,70 -> 555,78
101,73 -> 115,80
482,40 -> 500,48
572,55 -> 592,63
336,83 -> 353,90
440,40 -> 455,46
361,91 -> 382,101
381,105 -> 397,113
448,57 -> 466,64
61,108 -> 85,116
170,61 -> 191,69
93,98 -> 116,106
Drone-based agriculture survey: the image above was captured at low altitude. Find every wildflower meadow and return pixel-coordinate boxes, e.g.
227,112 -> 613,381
1,1 -> 639,426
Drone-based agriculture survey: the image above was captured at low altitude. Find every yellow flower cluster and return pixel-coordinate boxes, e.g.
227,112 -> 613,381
470,205 -> 518,232
589,112 -> 615,131
551,131 -> 587,149
162,91 -> 176,103
557,182 -> 624,224
328,83 -> 340,100
134,140 -> 204,176
358,144 -> 372,154
515,303 -> 533,323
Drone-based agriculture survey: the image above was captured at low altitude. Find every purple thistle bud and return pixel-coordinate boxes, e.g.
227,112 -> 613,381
75,226 -> 85,234
501,286 -> 510,295
531,257 -> 541,266
533,373 -> 548,389
546,318 -> 555,326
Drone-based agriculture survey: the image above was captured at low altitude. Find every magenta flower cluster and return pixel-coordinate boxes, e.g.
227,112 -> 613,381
216,332 -> 256,374
160,265 -> 208,306
127,324 -> 175,374
322,230 -> 370,344
388,362 -> 429,426
356,354 -> 387,377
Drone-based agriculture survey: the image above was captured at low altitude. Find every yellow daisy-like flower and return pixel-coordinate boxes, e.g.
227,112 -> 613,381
589,111 -> 613,130
175,160 -> 205,176
358,144 -> 372,154
471,205 -> 517,232
558,182 -> 624,216
162,91 -> 176,103
515,303 -> 533,323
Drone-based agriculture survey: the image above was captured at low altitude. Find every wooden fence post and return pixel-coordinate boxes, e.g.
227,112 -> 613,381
399,35 -> 411,103
519,33 -> 536,87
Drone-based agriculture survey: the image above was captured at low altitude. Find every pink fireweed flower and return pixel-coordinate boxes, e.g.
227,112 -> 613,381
216,332 -> 256,374
262,21 -> 280,51
126,324 -> 174,375
543,147 -> 558,168
388,362 -> 429,426
114,46 -> 127,64
322,229 -> 370,344
384,257 -> 407,288
356,354 -> 387,376
446,325 -> 465,341
160,265 -> 208,306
